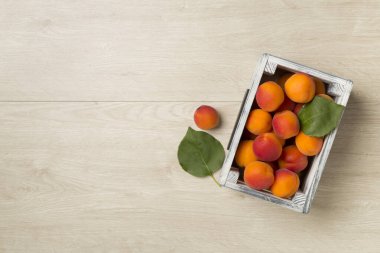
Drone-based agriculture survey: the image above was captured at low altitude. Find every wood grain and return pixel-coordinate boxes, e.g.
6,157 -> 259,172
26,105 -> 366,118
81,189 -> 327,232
0,0 -> 380,252
0,0 -> 379,101
0,100 -> 379,252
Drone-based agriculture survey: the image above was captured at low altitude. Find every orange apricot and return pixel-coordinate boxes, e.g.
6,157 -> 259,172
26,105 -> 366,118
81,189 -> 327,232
272,110 -> 300,139
235,140 -> 257,167
256,81 -> 284,112
285,73 -> 315,103
295,131 -> 324,156
293,103 -> 304,115
318,94 -> 334,101
271,169 -> 300,198
278,145 -> 308,173
277,95 -> 296,112
245,109 -> 272,135
194,105 -> 219,130
244,161 -> 274,190
253,133 -> 282,162
314,78 -> 326,95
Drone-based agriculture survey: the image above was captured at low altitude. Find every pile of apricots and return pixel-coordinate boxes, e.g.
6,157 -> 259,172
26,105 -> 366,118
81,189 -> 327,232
235,73 -> 332,199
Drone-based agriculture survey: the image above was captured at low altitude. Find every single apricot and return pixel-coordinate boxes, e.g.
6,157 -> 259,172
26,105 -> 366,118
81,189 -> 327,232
194,105 -> 219,130
314,78 -> 326,95
276,95 -> 296,112
272,110 -> 300,139
256,81 -> 284,112
318,94 -> 334,101
271,169 -> 300,198
285,73 -> 315,103
244,161 -> 274,190
278,145 -> 308,173
293,103 -> 304,115
295,131 -> 324,156
235,140 -> 257,167
253,133 -> 282,162
245,109 -> 272,135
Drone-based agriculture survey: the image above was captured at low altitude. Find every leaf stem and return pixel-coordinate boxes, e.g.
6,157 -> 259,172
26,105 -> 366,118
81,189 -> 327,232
200,156 -> 221,187
210,173 -> 221,187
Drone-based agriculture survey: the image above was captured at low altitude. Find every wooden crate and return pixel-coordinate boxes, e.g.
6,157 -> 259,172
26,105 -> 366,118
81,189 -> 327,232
219,54 -> 353,213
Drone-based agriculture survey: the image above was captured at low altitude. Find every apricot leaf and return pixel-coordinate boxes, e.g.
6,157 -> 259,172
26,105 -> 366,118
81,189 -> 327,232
298,96 -> 345,137
177,127 -> 225,186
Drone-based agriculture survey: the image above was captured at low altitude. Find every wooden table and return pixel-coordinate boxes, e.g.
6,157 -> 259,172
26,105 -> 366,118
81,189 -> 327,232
1,1 -> 379,252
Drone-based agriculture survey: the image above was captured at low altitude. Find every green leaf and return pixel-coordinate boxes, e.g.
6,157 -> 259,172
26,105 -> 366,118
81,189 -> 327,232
298,96 -> 345,137
177,127 -> 225,185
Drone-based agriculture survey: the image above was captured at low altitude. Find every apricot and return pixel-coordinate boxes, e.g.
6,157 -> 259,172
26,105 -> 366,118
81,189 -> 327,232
272,110 -> 300,139
245,109 -> 272,135
285,73 -> 315,103
314,78 -> 326,95
277,73 -> 293,89
244,161 -> 274,190
277,95 -> 296,112
253,133 -> 282,162
194,105 -> 219,130
271,169 -> 300,198
295,131 -> 324,156
256,81 -> 284,112
235,140 -> 257,167
318,94 -> 334,101
293,103 -> 304,115
278,145 -> 308,173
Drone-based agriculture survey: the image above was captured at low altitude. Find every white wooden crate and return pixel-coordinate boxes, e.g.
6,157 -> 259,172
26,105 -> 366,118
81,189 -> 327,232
219,54 -> 353,213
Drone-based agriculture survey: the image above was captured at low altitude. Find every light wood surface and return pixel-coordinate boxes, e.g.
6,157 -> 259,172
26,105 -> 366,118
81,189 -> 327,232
0,1 -> 379,252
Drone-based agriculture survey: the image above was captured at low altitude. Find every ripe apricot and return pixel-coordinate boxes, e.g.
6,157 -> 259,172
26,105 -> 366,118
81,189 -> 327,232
244,161 -> 274,190
314,78 -> 326,95
253,133 -> 282,162
293,103 -> 304,115
295,131 -> 323,156
245,109 -> 272,135
235,140 -> 257,167
271,169 -> 300,198
256,81 -> 284,112
194,105 -> 219,130
272,110 -> 300,139
318,94 -> 334,101
277,95 -> 296,112
278,145 -> 308,173
285,73 -> 315,103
